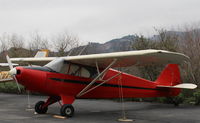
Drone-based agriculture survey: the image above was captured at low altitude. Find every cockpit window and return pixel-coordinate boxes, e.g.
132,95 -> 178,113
60,62 -> 97,78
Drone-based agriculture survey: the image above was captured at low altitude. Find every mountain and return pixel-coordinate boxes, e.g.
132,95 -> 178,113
72,35 -> 136,55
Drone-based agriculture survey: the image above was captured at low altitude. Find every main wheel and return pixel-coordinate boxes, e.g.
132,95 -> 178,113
60,104 -> 74,117
35,101 -> 48,114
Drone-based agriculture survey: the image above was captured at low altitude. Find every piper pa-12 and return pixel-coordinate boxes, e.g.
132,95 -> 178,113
5,49 -> 197,117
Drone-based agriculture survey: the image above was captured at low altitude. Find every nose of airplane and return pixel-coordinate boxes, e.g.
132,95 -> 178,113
9,68 -> 17,75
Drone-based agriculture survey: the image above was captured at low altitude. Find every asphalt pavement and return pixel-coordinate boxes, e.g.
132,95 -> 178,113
0,93 -> 200,123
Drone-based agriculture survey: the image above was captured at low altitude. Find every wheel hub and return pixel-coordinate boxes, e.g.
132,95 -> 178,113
65,108 -> 72,114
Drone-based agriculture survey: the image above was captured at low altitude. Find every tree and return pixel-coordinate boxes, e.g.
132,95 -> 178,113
179,27 -> 200,86
27,32 -> 50,56
52,31 -> 79,56
28,32 -> 49,50
0,33 -> 10,52
9,33 -> 24,49
154,28 -> 179,52
131,35 -> 161,80
132,34 -> 156,50
8,33 -> 26,57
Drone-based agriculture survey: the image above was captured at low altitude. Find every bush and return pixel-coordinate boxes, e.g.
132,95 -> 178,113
158,94 -> 183,106
193,89 -> 200,105
0,82 -> 25,94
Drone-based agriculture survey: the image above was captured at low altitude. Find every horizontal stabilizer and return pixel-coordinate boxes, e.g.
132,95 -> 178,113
157,83 -> 197,89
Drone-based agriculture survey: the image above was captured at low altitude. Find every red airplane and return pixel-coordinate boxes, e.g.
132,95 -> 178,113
6,49 -> 196,117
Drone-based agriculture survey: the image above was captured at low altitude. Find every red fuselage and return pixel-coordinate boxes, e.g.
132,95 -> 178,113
15,66 -> 180,99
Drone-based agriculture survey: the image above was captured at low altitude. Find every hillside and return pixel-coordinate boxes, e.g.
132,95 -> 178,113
72,35 -> 136,55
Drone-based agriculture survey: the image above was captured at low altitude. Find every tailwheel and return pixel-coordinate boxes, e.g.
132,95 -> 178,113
35,101 -> 48,114
60,104 -> 74,117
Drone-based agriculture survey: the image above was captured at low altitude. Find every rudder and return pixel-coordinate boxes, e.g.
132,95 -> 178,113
155,64 -> 181,86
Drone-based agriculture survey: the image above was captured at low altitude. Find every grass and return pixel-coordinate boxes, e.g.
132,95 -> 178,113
0,81 -> 24,94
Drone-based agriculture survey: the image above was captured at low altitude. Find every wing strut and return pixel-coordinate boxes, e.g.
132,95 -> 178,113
76,59 -> 117,97
95,61 -> 100,75
78,72 -> 122,97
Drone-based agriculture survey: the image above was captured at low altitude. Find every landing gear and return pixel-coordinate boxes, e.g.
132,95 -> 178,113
34,96 -> 61,114
34,96 -> 75,118
60,104 -> 74,117
35,101 -> 48,114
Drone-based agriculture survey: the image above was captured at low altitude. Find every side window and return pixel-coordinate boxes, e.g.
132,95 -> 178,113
60,62 -> 92,78
59,63 -> 70,74
68,64 -> 80,75
80,67 -> 91,78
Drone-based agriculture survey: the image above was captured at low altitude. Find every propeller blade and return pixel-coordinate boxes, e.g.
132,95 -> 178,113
6,55 -> 13,69
13,76 -> 21,92
6,55 -> 21,92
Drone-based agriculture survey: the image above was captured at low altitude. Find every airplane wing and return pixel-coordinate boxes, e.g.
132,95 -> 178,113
0,78 -> 13,83
10,49 -> 189,68
0,49 -> 50,67
0,63 -> 19,67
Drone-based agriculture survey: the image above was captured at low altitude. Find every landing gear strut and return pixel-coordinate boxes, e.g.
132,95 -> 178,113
34,96 -> 61,114
60,104 -> 75,117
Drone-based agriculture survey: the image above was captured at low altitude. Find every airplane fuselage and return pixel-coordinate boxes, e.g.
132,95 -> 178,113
15,66 -> 180,99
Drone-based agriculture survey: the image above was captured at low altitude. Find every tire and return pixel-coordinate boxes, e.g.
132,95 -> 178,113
35,101 -> 48,114
60,104 -> 74,117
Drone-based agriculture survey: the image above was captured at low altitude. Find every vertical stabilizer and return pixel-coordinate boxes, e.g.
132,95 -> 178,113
34,49 -> 49,58
156,64 -> 181,86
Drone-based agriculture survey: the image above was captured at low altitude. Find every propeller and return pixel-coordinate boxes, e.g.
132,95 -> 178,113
6,55 -> 21,93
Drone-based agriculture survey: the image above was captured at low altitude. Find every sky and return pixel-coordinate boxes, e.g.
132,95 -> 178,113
0,0 -> 200,43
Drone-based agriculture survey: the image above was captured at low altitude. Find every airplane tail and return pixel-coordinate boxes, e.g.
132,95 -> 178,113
156,64 -> 180,86
34,49 -> 49,58
156,64 -> 197,89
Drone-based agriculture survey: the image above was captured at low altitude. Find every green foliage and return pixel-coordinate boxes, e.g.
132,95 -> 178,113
155,28 -> 179,52
137,64 -> 163,81
132,35 -> 163,81
132,35 -> 157,50
0,82 -> 25,94
193,89 -> 200,105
